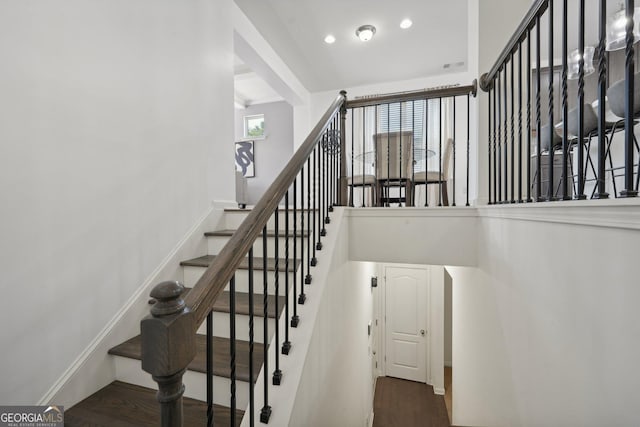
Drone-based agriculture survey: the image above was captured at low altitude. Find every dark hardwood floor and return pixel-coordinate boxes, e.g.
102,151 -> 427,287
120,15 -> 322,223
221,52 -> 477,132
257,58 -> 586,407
373,376 -> 450,427
65,381 -> 243,426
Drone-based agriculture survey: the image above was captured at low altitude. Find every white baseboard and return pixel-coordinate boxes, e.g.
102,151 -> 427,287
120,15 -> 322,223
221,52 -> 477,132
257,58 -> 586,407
368,410 -> 375,427
39,202 -> 232,407
434,386 -> 446,395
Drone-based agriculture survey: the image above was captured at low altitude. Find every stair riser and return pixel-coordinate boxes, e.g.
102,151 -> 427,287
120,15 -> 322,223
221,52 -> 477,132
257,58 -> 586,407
196,312 -> 275,344
207,235 -> 306,258
183,266 -> 300,294
113,356 -> 250,409
225,210 -> 321,230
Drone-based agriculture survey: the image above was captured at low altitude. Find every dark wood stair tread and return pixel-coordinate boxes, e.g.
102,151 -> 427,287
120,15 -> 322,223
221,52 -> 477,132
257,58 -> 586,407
209,291 -> 285,318
65,381 -> 242,427
180,254 -> 296,272
109,335 -> 264,383
205,229 -> 309,238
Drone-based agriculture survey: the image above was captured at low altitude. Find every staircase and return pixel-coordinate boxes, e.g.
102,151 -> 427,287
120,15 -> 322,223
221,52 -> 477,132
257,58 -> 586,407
65,208 -> 307,426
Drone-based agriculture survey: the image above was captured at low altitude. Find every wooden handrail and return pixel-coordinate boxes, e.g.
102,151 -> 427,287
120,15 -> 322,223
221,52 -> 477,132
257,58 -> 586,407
479,0 -> 548,91
345,81 -> 477,109
184,92 -> 346,328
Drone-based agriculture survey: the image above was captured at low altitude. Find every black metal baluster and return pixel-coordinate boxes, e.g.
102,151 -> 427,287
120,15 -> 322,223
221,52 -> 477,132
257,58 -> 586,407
272,208 -> 282,386
282,194 -> 291,355
595,0 -> 609,199
494,86 -> 498,203
412,100 -> 416,207
453,96 -> 457,206
527,28 -> 533,202
375,104 -> 379,207
260,228 -> 271,423
503,65 -> 509,203
576,0 -> 587,199
206,311 -> 213,427
248,249 -> 255,426
229,275 -> 237,427
362,107 -> 366,207
312,147 -> 319,262
510,55 -> 515,203
518,42 -> 524,203
466,94 -> 471,206
621,0 -> 638,197
298,165 -> 307,304
439,97 -> 443,206
400,102 -> 404,206
322,133 -> 328,234
536,16 -> 543,201
425,99 -> 430,207
561,0 -> 571,200
497,71 -> 502,203
488,90 -> 493,205
548,0 -> 556,201
386,104 -> 391,207
350,109 -> 354,207
291,178 -> 299,328
305,156 -> 312,285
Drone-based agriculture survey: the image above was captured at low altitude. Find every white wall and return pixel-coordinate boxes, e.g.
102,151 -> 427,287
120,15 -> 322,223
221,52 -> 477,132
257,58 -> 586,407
289,227 -> 375,427
234,101 -> 294,204
0,0 -> 234,405
448,203 -> 640,426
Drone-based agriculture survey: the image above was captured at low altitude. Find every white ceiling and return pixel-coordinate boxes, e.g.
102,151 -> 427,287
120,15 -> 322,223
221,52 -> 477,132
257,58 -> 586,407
234,0 -> 469,93
234,54 -> 284,108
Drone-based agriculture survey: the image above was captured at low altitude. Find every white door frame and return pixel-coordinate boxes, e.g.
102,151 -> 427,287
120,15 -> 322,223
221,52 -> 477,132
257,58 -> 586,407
378,263 -> 431,384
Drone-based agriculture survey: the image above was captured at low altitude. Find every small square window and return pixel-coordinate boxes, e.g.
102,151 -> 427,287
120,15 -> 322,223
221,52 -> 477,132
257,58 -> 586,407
244,114 -> 265,138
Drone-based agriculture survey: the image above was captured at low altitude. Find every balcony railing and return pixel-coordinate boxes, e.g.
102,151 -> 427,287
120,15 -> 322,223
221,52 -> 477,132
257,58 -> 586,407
480,0 -> 639,203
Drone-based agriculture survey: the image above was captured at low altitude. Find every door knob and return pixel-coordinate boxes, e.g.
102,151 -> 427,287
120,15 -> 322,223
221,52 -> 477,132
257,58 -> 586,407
420,329 -> 426,336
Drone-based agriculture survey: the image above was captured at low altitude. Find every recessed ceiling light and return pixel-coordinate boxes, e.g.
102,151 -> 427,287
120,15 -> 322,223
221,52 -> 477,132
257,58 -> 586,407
400,19 -> 413,29
324,34 -> 336,44
355,25 -> 376,42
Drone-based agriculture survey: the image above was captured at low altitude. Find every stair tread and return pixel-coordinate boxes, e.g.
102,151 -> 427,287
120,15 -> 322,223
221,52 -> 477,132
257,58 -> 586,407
109,335 -> 264,383
65,381 -> 242,427
209,291 -> 286,318
180,254 -> 296,272
205,229 -> 309,237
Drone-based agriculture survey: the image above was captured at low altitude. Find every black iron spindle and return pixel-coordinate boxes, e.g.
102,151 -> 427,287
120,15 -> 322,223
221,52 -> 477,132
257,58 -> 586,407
206,311 -> 213,427
527,28 -> 533,202
621,0 -> 638,197
260,227 -> 271,423
362,107 -> 366,207
561,0 -> 571,200
298,165 -> 307,304
466,94 -> 471,206
439,98 -> 443,206
503,65 -> 509,203
386,104 -> 390,207
229,275 -> 237,427
305,156 -> 312,285
282,195 -> 291,355
518,42 -> 524,202
548,0 -> 556,201
595,0 -> 609,199
425,99 -> 430,207
272,209 -> 282,387
488,90 -> 493,205
510,55 -> 515,203
536,16 -> 543,201
400,102 -> 404,206
291,179 -> 299,328
412,101 -> 416,207
453,96 -> 457,206
577,0 -> 587,199
312,147 -> 319,262
248,249 -> 255,426
350,109 -> 354,207
497,70 -> 502,203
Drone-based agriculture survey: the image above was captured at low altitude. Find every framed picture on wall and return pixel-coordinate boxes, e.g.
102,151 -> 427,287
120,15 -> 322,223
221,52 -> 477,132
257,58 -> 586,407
235,140 -> 255,178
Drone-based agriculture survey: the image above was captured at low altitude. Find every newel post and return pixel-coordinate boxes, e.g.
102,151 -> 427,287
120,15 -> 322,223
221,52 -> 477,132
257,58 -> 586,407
141,281 -> 196,427
338,90 -> 348,206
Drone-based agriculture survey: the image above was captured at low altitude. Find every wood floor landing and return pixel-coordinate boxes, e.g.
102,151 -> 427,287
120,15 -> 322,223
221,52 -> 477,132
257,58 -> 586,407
65,381 -> 243,427
373,376 -> 450,427
109,335 -> 264,383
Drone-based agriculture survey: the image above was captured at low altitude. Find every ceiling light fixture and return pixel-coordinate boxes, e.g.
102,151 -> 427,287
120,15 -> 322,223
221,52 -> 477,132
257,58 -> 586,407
324,34 -> 336,44
356,24 -> 376,42
400,19 -> 413,29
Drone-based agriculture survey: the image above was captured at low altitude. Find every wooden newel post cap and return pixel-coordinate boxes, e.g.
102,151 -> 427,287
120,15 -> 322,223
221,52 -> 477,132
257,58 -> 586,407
141,281 -> 196,378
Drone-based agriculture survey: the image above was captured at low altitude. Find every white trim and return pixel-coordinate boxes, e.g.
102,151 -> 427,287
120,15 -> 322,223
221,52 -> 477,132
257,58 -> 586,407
433,387 -> 446,395
39,201 -> 234,406
368,410 -> 375,427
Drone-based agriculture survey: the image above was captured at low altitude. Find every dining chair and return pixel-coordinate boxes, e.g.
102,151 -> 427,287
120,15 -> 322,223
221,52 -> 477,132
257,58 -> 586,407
412,138 -> 453,206
374,131 -> 414,206
347,174 -> 377,207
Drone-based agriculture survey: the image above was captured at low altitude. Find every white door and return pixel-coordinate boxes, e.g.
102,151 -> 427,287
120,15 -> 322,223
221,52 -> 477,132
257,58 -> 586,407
385,266 -> 428,382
